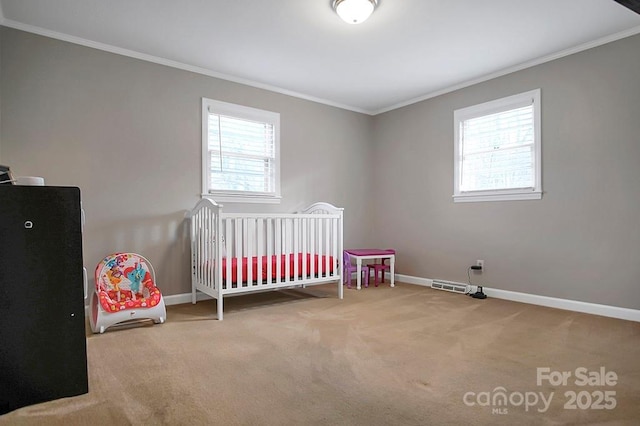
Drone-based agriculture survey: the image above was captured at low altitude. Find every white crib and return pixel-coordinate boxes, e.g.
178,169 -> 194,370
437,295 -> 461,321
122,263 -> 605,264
189,199 -> 344,320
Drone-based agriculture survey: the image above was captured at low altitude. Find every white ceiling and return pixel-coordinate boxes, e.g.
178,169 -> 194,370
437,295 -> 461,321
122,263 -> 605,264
2,0 -> 640,114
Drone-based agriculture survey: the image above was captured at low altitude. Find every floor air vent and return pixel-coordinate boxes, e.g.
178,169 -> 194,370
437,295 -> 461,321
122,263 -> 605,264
431,279 -> 468,294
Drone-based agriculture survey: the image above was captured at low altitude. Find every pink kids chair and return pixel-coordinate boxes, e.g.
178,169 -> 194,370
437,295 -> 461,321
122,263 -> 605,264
371,258 -> 391,286
90,252 -> 166,333
343,251 -> 370,289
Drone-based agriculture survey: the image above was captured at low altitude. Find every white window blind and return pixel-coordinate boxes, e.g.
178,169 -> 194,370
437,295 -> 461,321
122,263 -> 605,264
202,98 -> 280,202
453,89 -> 541,202
460,104 -> 534,191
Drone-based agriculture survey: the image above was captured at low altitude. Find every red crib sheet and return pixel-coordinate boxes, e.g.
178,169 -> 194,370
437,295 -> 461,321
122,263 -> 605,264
221,253 -> 335,284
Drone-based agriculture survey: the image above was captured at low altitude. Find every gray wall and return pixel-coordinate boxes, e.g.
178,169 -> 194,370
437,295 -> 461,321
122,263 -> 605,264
373,33 -> 640,310
2,26 -> 639,311
0,27 -> 375,296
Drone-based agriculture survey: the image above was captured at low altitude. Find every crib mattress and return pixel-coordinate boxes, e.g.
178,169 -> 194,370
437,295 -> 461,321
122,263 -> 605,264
219,253 -> 335,284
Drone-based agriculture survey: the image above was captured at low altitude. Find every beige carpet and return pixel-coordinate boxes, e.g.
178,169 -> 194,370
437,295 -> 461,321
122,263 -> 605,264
1,282 -> 639,425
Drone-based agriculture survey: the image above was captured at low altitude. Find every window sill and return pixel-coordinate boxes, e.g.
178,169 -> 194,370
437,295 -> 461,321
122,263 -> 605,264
453,190 -> 542,203
202,193 -> 282,204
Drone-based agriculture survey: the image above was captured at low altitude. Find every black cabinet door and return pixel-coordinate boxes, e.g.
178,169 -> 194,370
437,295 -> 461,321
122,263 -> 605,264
0,186 -> 88,415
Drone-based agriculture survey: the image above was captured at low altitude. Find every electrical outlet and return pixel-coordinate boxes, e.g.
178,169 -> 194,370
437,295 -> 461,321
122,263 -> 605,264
477,260 -> 484,269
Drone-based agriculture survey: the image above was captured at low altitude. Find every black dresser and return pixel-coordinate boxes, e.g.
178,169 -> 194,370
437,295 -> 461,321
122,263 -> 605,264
0,185 -> 88,415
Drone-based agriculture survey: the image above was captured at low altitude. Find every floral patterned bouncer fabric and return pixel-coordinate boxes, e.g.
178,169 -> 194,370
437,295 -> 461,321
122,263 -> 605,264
90,252 -> 166,334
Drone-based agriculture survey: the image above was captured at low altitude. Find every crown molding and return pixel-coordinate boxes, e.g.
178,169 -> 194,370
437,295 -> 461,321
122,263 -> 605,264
373,24 -> 640,115
2,18 -> 640,116
0,19 -> 371,115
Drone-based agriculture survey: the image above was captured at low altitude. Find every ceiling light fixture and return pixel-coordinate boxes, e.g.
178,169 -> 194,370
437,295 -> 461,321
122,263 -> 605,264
332,0 -> 377,25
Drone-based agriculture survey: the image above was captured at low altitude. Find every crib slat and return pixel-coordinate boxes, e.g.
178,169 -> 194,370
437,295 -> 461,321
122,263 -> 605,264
267,218 -> 273,285
302,218 -> 307,281
284,218 -> 290,284
275,219 -> 282,284
318,217 -> 322,276
325,218 -> 330,277
246,218 -> 253,286
234,218 -> 242,286
257,218 -> 263,287
226,219 -> 232,290
293,218 -> 299,282
310,218 -> 316,278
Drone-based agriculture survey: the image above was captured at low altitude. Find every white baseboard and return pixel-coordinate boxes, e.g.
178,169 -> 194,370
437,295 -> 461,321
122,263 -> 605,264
391,273 -> 432,287
392,273 -> 640,323
163,292 -> 212,305
87,274 -> 640,323
482,287 -> 640,323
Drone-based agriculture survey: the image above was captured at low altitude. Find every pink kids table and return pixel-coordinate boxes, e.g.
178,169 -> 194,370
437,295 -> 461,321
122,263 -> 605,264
344,248 -> 395,290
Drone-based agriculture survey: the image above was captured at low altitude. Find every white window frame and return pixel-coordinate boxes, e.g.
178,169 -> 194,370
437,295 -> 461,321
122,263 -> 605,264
202,98 -> 281,204
453,89 -> 542,203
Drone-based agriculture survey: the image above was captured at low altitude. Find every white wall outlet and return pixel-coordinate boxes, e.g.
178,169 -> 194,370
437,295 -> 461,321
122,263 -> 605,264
477,260 -> 484,269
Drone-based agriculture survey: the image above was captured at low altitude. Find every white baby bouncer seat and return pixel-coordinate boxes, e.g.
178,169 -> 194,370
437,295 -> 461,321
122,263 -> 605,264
90,252 -> 166,333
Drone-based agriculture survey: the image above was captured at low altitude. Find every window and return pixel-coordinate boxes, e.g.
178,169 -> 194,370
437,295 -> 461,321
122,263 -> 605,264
453,89 -> 541,203
202,98 -> 280,203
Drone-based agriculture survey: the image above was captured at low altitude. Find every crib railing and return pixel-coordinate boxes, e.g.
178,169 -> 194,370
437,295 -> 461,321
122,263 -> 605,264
190,199 -> 343,300
220,213 -> 340,293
